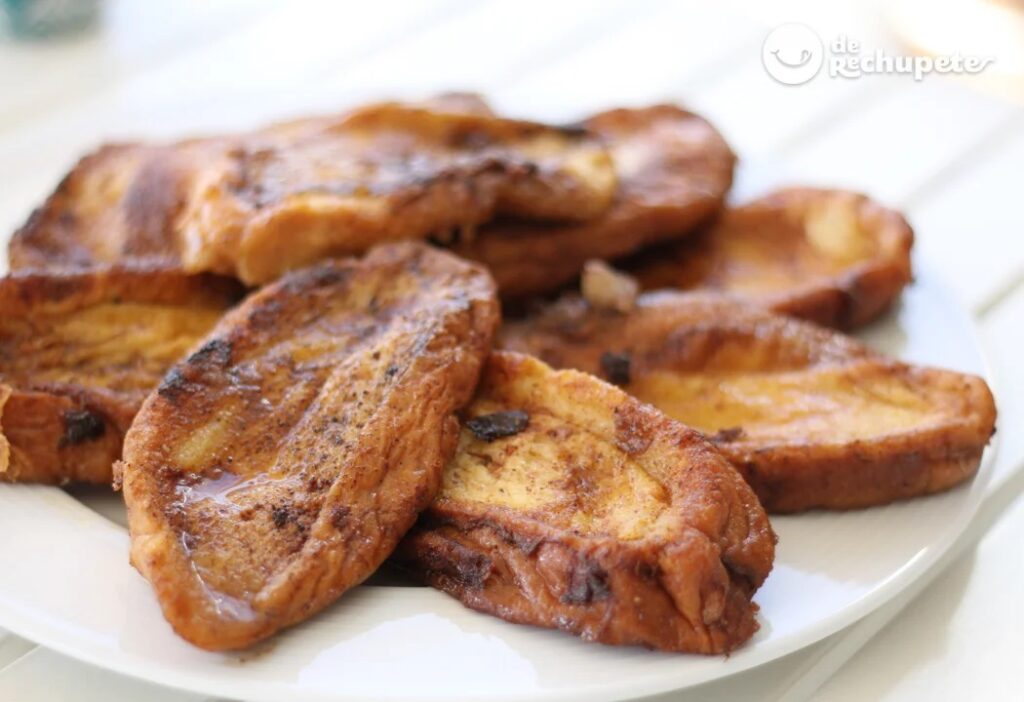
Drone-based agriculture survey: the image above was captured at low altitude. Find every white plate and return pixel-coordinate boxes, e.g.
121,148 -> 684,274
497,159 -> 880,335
0,267 -> 997,702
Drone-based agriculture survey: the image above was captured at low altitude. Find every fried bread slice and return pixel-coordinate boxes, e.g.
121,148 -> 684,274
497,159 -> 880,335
0,269 -> 241,485
119,243 -> 498,650
9,100 -> 734,301
397,352 -> 774,654
624,188 -> 913,328
10,99 -> 615,285
501,292 -> 996,512
453,104 -> 736,300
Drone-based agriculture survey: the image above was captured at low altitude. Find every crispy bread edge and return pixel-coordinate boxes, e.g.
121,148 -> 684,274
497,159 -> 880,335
501,293 -> 996,513
456,105 -> 736,299
760,188 -> 914,328
0,269 -> 242,485
399,351 -> 774,654
120,244 -> 500,650
724,366 -> 997,512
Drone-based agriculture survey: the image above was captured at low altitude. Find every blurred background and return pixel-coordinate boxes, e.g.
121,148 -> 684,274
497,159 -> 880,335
0,0 -> 1022,306
0,1 -> 1021,701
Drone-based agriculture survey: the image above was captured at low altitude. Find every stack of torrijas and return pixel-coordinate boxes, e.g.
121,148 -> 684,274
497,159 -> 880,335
0,94 -> 994,653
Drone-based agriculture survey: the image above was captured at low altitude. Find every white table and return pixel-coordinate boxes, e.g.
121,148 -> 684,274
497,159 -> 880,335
0,1 -> 1021,700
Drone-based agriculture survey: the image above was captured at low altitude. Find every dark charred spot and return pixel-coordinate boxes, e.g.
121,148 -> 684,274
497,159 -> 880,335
562,561 -> 610,605
59,409 -> 105,447
710,426 -> 745,443
516,161 -> 539,177
156,464 -> 185,485
188,338 -> 233,367
465,450 -> 495,469
555,121 -> 590,137
635,561 -> 659,581
384,364 -> 399,379
600,351 -> 631,385
466,410 -> 530,442
613,403 -> 654,456
419,538 -> 492,590
247,299 -> 283,329
157,368 -> 188,400
331,505 -> 351,530
300,263 -> 350,290
271,505 -> 291,529
231,146 -> 277,205
122,158 -> 185,256
448,128 -> 493,149
511,534 -> 542,555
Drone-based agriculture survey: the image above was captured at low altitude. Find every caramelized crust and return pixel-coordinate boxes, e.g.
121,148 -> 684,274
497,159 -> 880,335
398,352 -> 774,654
625,188 -> 914,328
0,269 -> 241,484
501,293 -> 996,512
119,243 -> 498,650
10,98 -> 615,285
9,143 -> 196,272
9,100 -> 734,301
455,105 -> 736,299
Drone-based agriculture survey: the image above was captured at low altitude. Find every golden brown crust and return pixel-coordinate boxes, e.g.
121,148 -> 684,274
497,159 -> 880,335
398,352 -> 774,654
0,268 -> 242,485
9,144 -> 193,272
624,188 -> 914,328
455,105 -> 736,300
10,98 -> 616,286
501,292 -> 996,512
9,101 -> 734,301
120,243 -> 499,651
